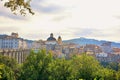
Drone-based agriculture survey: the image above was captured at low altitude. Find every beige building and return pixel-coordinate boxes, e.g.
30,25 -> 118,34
45,33 -> 63,56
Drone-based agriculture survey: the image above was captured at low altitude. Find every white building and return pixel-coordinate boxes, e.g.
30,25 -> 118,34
0,35 -> 7,49
96,52 -> 108,57
0,33 -> 27,49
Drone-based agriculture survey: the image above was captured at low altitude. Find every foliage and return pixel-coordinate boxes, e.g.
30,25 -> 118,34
94,68 -> 116,80
1,50 -> 120,80
116,70 -> 120,80
107,62 -> 119,71
71,53 -> 102,80
47,58 -> 74,80
0,64 -> 15,80
0,64 -> 3,79
19,50 -> 53,80
1,0 -> 34,15
0,55 -> 17,70
0,55 -> 18,80
101,62 -> 120,71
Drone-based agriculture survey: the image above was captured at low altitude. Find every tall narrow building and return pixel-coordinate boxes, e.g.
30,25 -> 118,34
57,36 -> 62,45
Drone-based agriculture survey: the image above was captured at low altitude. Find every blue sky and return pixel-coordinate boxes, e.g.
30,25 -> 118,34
0,0 -> 120,42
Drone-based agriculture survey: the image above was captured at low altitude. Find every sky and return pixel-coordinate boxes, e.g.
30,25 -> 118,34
0,0 -> 120,42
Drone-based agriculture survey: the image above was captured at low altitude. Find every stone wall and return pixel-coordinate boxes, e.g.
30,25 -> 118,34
0,49 -> 30,63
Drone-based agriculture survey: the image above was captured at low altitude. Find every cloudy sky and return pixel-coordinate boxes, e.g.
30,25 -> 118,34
0,0 -> 120,42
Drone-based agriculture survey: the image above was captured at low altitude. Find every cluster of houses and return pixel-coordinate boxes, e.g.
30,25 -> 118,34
0,32 -> 120,63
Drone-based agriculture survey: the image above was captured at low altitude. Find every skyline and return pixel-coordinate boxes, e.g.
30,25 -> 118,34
0,0 -> 120,42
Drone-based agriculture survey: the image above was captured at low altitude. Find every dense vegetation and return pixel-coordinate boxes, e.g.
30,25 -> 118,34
0,50 -> 120,80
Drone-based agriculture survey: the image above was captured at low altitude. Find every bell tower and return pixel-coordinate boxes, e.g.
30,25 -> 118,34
57,36 -> 62,45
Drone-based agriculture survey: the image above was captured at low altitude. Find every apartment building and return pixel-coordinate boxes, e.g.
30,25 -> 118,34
0,33 -> 28,49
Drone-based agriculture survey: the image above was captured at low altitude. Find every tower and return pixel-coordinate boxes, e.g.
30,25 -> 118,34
57,36 -> 62,45
11,32 -> 18,38
50,33 -> 53,37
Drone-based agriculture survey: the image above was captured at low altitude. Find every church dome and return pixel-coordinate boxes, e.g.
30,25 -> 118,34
47,33 -> 56,41
47,37 -> 56,41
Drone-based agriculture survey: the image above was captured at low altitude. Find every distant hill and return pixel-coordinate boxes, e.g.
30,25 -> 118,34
63,37 -> 120,48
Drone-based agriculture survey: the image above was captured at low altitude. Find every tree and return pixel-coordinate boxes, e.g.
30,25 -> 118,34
1,0 -> 34,15
19,50 -> 53,80
47,58 -> 74,80
0,55 -> 18,80
94,68 -> 116,80
71,53 -> 102,80
107,62 -> 119,71
0,64 -> 3,79
116,70 -> 120,80
0,55 -> 17,70
1,51 -> 120,80
0,64 -> 15,80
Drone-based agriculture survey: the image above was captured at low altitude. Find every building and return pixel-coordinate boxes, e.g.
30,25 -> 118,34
112,47 -> 120,55
11,32 -> 19,38
0,33 -> 29,49
0,35 -> 8,48
25,40 -> 33,49
46,33 -> 57,45
101,42 -> 113,54
0,32 -> 46,49
45,33 -> 63,57
57,36 -> 62,45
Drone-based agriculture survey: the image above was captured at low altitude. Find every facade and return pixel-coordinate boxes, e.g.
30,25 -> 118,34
25,40 -> 34,49
0,33 -> 27,49
57,36 -> 62,45
45,33 -> 63,56
45,34 -> 80,57
112,47 -> 120,55
46,33 -> 57,45
0,35 -> 7,48
0,32 -> 43,49
46,33 -> 62,50
32,41 -> 42,49
0,49 -> 30,63
96,52 -> 108,57
101,42 -> 113,53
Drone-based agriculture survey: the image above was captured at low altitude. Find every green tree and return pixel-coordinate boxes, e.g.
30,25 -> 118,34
19,50 -> 53,80
94,68 -> 116,80
0,55 -> 18,80
116,70 -> 120,80
107,62 -> 119,71
0,64 -> 15,80
71,53 -> 101,80
47,58 -> 74,80
0,55 -> 17,70
0,64 -> 3,79
1,0 -> 34,15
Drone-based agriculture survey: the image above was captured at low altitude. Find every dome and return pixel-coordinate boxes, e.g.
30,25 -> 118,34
47,37 -> 56,41
47,33 -> 56,41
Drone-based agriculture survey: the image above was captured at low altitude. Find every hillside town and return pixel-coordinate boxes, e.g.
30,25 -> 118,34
0,32 -> 120,63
